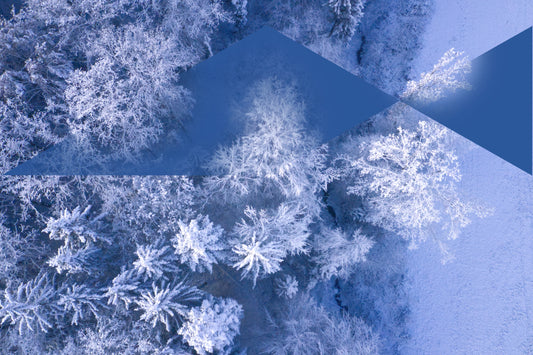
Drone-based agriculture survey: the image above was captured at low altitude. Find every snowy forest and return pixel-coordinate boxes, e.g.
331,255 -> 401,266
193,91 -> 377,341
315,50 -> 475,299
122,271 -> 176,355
0,0 -> 495,354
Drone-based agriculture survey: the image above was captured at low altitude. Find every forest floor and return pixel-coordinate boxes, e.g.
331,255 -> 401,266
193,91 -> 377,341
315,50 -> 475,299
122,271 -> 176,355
403,1 -> 533,353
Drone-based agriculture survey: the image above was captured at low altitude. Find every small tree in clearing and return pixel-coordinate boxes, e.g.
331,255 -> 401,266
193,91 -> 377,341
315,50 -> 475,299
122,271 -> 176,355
402,48 -> 471,104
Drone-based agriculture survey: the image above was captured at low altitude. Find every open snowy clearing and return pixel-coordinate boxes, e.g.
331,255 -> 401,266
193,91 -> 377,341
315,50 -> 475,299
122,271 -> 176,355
405,1 -> 533,353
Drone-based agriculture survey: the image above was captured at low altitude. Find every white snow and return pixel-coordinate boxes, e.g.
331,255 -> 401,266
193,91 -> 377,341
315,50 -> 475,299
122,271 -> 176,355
413,1 -> 532,73
404,1 -> 533,353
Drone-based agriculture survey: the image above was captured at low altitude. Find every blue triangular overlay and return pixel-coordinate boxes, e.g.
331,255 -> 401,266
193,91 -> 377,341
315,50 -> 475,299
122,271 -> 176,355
6,27 -> 397,175
405,27 -> 533,174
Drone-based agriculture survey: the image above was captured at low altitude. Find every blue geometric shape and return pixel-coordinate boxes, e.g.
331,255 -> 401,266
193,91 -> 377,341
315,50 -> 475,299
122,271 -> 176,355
6,27 -> 397,175
405,27 -> 532,174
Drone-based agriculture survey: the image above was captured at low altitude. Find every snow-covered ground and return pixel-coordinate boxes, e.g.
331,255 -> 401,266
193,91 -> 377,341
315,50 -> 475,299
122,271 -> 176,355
412,1 -> 532,73
404,1 -> 533,353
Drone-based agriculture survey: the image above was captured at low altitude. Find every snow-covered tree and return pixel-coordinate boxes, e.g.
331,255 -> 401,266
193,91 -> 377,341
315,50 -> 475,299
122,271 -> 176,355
232,232 -> 285,287
0,216 -> 28,281
327,0 -> 365,40
0,100 -> 57,173
73,317 -> 169,355
136,280 -> 201,332
133,243 -> 178,281
275,275 -> 299,299
338,120 -> 489,253
231,203 -> 311,286
0,0 -> 231,172
44,205 -> 111,277
231,0 -> 248,29
47,244 -> 98,275
43,206 -> 108,245
178,296 -> 243,355
75,319 -> 134,355
205,78 -> 333,206
57,284 -> 104,326
157,0 -> 231,57
402,48 -> 471,104
0,1 -> 77,172
262,293 -> 379,354
104,268 -> 140,310
313,227 -> 374,280
322,313 -> 382,355
245,0 -> 358,72
172,215 -> 225,273
235,203 -> 311,256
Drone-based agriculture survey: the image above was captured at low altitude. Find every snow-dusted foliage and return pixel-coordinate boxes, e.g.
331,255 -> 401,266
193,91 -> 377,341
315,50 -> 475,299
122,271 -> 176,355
356,0 -> 433,95
173,215 -> 225,273
0,1 -> 147,171
327,0 -> 366,40
0,100 -> 56,173
232,232 -> 285,287
0,0 -> 231,172
75,319 -> 139,355
402,48 -> 471,103
232,0 -> 249,29
262,293 -> 379,354
313,227 -> 374,280
104,176 -> 197,243
0,0 -> 79,172
322,313 -> 382,355
339,120 -> 489,252
0,216 -> 28,280
65,25 -> 192,161
231,203 -> 311,286
72,317 -> 171,355
157,0 -> 231,53
246,0 -> 360,71
0,0 -> 491,352
178,296 -> 243,355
